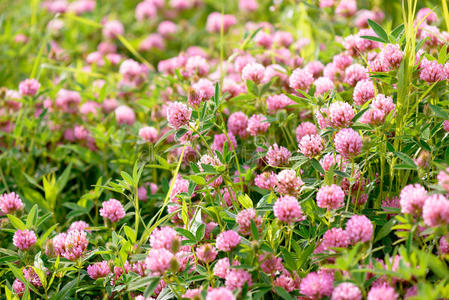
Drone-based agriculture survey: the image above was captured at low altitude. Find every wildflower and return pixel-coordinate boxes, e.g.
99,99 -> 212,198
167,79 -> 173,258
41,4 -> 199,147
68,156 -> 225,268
206,287 -> 235,300
399,184 -> 427,215
13,229 -> 37,250
145,248 -> 175,275
273,195 -> 304,223
254,172 -> 277,190
331,282 -> 362,300
316,184 -> 345,210
225,269 -> 252,290
345,215 -> 373,243
196,243 -> 218,263
236,208 -> 262,235
63,230 -> 88,260
0,192 -> 24,214
68,220 -> 90,232
416,8 -> 438,24
87,261 -> 110,279
274,272 -> 300,292
314,76 -> 334,96
150,226 -> 180,252
276,169 -> 303,195
115,105 -> 136,125
19,79 -> 40,96
100,199 -> 126,223
213,258 -> 231,278
183,288 -> 203,299
188,79 -> 214,107
344,64 -> 368,86
23,267 -> 43,287
266,94 -> 293,112
13,279 -> 25,297
422,194 -> 449,227
242,62 -> 266,84
296,122 -> 318,142
247,114 -> 270,136
321,227 -> 350,250
353,79 -> 374,106
419,58 -> 446,83
266,144 -> 291,166
300,270 -> 334,298
206,12 -> 236,33
228,112 -> 248,138
334,128 -> 362,158
135,1 -> 156,21
299,134 -> 324,158
289,68 -> 314,91
216,230 -> 240,252
55,89 -> 81,114
367,284 -> 398,300
167,102 -> 192,129
211,133 -> 237,153
139,126 -> 158,143
437,168 -> 449,191
103,20 -> 124,39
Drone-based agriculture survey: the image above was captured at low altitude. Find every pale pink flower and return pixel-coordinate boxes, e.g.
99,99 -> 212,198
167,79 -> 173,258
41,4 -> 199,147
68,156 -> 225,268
273,195 -> 304,223
216,230 -> 240,252
0,192 -> 24,214
345,215 -> 373,243
100,199 -> 126,223
13,229 -> 37,250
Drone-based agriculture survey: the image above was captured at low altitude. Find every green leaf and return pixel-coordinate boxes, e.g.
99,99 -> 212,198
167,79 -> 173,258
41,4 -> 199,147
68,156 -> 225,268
367,19 -> 388,42
7,214 -> 26,230
188,175 -> 206,185
175,227 -> 196,241
391,24 -> 404,39
394,152 -> 417,170
374,219 -> 395,243
181,198 -> 189,226
26,205 -> 38,228
238,194 -> 253,209
127,276 -> 160,291
123,226 -> 136,243
55,163 -> 72,193
250,219 -> 259,240
445,147 -> 449,165
143,277 -> 161,297
310,158 -> 325,174
274,286 -> 295,300
195,224 -> 205,242
121,171 -> 134,187
438,44 -> 448,64
360,35 -> 387,43
429,104 -> 449,119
